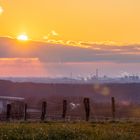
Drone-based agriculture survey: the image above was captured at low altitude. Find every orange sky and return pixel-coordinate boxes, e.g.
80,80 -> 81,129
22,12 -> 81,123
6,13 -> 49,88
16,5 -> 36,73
0,0 -> 140,43
0,0 -> 140,77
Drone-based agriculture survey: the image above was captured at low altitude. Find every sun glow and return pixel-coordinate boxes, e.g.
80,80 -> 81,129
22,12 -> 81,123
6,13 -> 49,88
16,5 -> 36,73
0,6 -> 3,15
17,34 -> 29,41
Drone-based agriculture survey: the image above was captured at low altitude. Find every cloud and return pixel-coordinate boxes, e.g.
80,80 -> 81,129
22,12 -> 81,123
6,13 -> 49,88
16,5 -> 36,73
51,30 -> 59,36
0,57 -> 46,76
43,30 -> 59,40
0,37 -> 140,63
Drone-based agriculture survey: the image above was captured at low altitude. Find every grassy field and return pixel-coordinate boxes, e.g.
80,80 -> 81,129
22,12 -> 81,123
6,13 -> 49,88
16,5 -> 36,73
0,122 -> 139,140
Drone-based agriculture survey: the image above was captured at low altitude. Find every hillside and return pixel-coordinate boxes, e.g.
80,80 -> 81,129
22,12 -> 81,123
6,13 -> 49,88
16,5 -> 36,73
0,80 -> 139,104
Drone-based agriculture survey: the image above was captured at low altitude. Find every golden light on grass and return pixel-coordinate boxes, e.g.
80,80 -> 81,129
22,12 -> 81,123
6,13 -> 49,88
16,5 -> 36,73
17,34 -> 29,41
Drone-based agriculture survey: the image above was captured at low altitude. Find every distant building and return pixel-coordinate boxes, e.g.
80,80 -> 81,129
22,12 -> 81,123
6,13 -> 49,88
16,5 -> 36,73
0,96 -> 25,118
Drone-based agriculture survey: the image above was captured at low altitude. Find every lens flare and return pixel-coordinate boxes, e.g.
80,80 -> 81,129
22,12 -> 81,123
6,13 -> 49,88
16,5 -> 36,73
0,6 -> 3,15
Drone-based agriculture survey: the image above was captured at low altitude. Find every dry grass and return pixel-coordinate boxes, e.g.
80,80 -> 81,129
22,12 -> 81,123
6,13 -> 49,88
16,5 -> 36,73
0,122 -> 139,140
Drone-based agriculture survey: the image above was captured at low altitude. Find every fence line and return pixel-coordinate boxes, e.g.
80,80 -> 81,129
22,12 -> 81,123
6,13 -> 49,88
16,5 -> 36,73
0,97 -> 140,122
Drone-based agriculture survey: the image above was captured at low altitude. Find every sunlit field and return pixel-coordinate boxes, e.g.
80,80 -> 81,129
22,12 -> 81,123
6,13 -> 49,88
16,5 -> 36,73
0,122 -> 139,140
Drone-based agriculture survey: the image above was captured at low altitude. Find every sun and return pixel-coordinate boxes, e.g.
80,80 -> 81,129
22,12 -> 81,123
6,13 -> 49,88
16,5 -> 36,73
17,34 -> 29,41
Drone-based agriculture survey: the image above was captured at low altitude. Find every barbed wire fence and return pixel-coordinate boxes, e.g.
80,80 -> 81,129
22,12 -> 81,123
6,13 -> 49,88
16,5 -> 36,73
0,96 -> 140,122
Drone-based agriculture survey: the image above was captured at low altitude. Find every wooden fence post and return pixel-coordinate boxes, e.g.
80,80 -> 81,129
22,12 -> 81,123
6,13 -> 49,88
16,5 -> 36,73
83,98 -> 90,121
41,101 -> 47,121
24,103 -> 27,121
111,97 -> 115,120
6,104 -> 11,121
62,100 -> 67,119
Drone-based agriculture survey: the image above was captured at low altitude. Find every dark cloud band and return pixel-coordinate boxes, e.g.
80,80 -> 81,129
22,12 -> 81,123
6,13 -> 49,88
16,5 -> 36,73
0,37 -> 140,63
